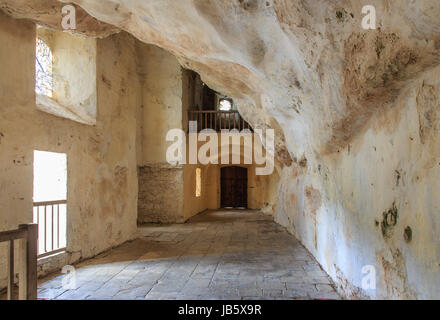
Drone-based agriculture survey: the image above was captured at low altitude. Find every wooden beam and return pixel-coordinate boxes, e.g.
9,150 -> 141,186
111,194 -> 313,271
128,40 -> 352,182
0,229 -> 27,242
18,224 -> 38,300
7,240 -> 14,300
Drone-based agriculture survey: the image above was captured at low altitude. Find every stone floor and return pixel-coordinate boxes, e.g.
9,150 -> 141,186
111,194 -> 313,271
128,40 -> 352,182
37,210 -> 340,300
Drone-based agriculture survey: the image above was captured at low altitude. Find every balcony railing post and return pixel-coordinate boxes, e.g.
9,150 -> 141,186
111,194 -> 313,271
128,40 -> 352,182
187,110 -> 252,133
44,205 -> 47,253
18,223 -> 38,300
7,240 -> 14,300
57,204 -> 60,249
51,205 -> 54,252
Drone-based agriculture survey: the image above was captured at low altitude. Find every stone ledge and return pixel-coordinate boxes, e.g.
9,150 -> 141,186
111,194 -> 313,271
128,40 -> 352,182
36,94 -> 96,126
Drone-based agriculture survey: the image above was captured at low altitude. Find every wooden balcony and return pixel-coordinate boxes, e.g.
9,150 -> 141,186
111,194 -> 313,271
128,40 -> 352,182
188,110 -> 252,132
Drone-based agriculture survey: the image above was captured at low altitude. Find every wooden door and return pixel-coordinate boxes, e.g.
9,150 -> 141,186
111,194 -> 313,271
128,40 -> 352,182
221,166 -> 248,208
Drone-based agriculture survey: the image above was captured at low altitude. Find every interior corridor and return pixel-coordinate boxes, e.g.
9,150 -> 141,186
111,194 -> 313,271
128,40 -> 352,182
36,210 -> 340,300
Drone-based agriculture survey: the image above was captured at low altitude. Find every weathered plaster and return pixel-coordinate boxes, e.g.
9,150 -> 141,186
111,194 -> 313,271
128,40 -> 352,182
0,14 -> 138,288
1,0 -> 439,299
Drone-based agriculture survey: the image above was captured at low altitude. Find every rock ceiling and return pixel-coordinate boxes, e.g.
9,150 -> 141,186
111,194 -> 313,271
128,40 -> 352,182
1,0 -> 440,165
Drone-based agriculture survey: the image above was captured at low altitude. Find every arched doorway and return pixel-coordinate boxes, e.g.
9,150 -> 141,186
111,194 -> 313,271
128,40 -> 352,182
221,166 -> 248,208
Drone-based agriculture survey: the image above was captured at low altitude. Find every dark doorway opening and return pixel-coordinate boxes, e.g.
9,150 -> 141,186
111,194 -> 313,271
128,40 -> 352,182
221,166 -> 248,208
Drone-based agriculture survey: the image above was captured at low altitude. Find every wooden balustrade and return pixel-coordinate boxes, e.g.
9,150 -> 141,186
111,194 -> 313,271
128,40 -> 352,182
188,110 -> 252,132
0,224 -> 38,300
33,200 -> 67,258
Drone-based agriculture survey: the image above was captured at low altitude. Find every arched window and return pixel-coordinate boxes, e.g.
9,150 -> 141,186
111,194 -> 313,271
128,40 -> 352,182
35,38 -> 53,97
35,28 -> 97,125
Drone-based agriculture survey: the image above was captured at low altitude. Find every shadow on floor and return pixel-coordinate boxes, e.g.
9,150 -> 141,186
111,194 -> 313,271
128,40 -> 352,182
32,210 -> 341,300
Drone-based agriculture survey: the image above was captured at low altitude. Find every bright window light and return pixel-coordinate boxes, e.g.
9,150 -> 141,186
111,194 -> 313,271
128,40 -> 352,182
33,151 -> 67,202
33,150 -> 67,255
35,38 -> 53,97
219,99 -> 232,111
196,168 -> 202,197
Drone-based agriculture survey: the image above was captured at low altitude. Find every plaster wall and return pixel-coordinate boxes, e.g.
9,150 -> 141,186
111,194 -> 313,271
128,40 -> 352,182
182,133 -> 280,221
136,43 -> 183,166
0,14 -> 138,288
275,66 -> 440,299
183,164 -> 210,221
135,43 -> 186,224
136,51 -> 279,223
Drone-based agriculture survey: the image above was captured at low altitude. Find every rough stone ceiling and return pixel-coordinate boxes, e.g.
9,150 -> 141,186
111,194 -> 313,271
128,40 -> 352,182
0,0 -> 118,37
2,0 -> 440,165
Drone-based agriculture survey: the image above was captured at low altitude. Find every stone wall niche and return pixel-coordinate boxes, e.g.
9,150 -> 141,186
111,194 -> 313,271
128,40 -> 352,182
36,27 -> 97,125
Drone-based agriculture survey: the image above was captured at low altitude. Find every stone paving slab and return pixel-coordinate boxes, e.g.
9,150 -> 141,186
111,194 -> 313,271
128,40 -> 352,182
35,210 -> 341,300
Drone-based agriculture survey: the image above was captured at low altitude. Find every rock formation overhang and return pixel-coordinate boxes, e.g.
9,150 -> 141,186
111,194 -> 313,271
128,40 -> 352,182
0,0 -> 118,37
1,0 -> 440,166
